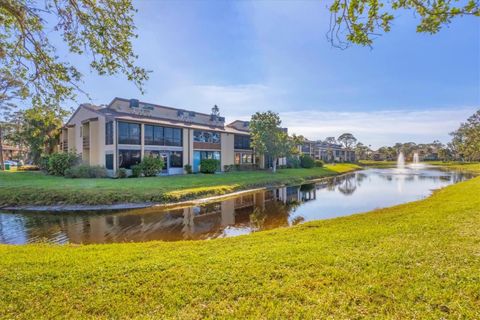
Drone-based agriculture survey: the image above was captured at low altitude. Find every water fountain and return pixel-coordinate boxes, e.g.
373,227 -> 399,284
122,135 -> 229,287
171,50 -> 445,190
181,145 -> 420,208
413,152 -> 419,164
397,152 -> 405,168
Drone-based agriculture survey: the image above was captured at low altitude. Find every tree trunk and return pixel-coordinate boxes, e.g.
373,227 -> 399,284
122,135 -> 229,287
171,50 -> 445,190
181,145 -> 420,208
0,125 -> 4,171
272,157 -> 277,173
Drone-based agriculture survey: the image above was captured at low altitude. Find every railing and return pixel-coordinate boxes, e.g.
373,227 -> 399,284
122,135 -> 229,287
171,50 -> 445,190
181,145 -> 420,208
62,141 -> 68,152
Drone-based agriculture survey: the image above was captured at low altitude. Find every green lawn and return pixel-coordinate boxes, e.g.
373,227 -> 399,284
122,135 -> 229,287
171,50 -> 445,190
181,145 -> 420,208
427,161 -> 480,173
358,159 -> 397,167
1,173 -> 479,318
0,164 -> 359,206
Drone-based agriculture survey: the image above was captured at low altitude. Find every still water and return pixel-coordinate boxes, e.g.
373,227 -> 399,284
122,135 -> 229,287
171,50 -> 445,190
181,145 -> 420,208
0,166 -> 474,244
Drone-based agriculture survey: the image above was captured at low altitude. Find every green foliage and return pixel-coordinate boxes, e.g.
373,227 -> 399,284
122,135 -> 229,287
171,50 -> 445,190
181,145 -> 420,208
8,106 -> 67,164
337,133 -> 357,150
287,156 -> 301,168
449,110 -> 480,161
1,175 -> 480,318
300,155 -> 315,168
117,168 -> 127,179
139,156 -> 164,177
47,152 -> 79,176
131,165 -> 142,178
200,159 -> 219,174
315,160 -> 324,167
184,164 -> 193,174
249,111 -> 303,172
64,165 -> 107,179
328,0 -> 479,49
0,0 -> 148,108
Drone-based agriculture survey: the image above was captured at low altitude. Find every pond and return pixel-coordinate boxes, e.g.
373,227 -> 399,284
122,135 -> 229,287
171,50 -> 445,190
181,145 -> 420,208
0,166 -> 474,244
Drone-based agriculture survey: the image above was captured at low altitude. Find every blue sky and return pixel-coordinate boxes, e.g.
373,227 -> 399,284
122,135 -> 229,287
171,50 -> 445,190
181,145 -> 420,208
63,1 -> 479,148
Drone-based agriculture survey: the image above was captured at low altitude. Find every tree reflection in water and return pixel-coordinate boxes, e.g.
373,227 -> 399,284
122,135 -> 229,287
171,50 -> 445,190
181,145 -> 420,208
0,167 -> 475,244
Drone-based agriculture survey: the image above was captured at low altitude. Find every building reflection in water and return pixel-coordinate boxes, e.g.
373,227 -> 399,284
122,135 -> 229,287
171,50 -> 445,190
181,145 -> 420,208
0,185 -> 317,244
0,168 -> 474,245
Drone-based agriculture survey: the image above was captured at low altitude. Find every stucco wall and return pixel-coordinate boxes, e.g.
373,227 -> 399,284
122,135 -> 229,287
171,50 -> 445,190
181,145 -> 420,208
221,133 -> 235,168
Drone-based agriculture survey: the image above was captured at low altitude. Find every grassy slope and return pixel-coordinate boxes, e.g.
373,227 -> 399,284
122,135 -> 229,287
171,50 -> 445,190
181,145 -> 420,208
427,161 -> 480,173
0,164 -> 359,206
1,175 -> 479,318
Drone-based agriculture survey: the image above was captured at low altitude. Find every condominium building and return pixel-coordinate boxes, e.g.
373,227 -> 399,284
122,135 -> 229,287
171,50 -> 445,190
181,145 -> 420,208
301,139 -> 356,163
61,98 -> 263,175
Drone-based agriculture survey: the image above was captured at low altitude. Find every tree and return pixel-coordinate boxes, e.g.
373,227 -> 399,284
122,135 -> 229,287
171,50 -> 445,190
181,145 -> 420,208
0,68 -> 29,169
328,0 -> 479,49
249,111 -> 301,173
449,109 -> 480,161
354,142 -> 371,160
338,133 -> 357,150
12,106 -> 66,164
324,136 -> 337,162
0,0 -> 149,108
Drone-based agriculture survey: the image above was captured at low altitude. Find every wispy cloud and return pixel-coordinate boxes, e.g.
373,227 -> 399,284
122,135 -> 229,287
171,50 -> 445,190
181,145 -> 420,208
281,108 -> 477,148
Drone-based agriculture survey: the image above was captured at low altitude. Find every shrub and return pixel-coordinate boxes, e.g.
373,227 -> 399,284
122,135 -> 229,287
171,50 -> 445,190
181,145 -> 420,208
184,164 -> 193,174
315,160 -> 324,167
117,168 -> 127,178
65,165 -> 108,178
18,165 -> 40,171
39,155 -> 50,171
131,164 -> 143,178
287,156 -> 301,168
300,155 -> 315,168
139,156 -> 164,177
200,159 -> 219,174
47,152 -> 79,176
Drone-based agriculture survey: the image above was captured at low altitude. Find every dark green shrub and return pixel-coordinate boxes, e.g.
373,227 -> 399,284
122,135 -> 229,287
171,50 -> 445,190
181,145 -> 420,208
287,156 -> 301,168
39,155 -> 50,171
200,159 -> 219,174
184,164 -> 193,174
47,152 -> 79,176
117,168 -> 127,178
139,155 -> 164,177
131,164 -> 142,177
300,155 -> 315,168
65,165 -> 108,178
315,160 -> 324,167
223,164 -> 234,172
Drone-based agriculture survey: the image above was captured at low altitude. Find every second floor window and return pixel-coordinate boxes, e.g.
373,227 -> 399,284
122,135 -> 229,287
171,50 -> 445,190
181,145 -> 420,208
194,130 -> 220,144
105,122 -> 113,145
145,125 -> 182,146
118,122 -> 141,145
234,135 -> 251,149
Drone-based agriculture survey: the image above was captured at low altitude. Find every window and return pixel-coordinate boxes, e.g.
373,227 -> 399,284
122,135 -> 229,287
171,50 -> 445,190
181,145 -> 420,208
118,150 -> 141,169
194,130 -> 220,144
234,135 -> 251,149
105,154 -> 114,170
118,122 -> 141,144
170,151 -> 183,168
105,122 -> 113,145
144,125 -> 181,146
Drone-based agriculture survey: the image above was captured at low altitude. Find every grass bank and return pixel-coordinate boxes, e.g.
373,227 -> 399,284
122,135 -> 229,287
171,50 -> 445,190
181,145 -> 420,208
358,160 -> 397,167
0,164 -> 359,206
1,174 -> 479,318
427,161 -> 480,173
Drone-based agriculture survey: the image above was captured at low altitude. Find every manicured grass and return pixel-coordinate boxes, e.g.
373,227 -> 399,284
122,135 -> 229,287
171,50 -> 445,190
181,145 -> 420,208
0,164 -> 359,206
358,160 -> 397,167
427,161 -> 480,173
1,174 -> 479,318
